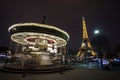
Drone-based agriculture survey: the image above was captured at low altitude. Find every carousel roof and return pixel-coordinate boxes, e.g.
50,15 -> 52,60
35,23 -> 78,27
8,23 -> 70,47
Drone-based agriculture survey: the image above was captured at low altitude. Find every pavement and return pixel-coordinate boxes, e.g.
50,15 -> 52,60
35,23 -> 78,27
0,64 -> 120,80
0,61 -> 120,80
0,68 -> 120,80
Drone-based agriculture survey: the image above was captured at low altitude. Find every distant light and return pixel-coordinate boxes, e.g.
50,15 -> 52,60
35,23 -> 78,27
102,59 -> 109,65
82,43 -> 85,47
87,50 -> 90,52
0,54 -> 6,57
94,30 -> 99,34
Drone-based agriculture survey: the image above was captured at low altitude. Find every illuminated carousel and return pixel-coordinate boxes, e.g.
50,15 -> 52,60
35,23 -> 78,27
3,23 -> 69,73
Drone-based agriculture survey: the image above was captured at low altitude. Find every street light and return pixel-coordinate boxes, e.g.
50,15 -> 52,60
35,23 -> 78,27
94,29 -> 103,69
94,30 -> 100,34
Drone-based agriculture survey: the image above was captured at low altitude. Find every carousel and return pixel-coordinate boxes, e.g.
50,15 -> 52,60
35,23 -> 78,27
3,23 -> 69,73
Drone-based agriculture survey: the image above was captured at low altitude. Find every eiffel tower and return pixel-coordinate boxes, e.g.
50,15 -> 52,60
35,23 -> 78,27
76,17 -> 96,58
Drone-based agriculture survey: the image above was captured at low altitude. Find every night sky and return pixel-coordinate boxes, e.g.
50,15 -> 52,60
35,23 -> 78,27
0,0 -> 120,51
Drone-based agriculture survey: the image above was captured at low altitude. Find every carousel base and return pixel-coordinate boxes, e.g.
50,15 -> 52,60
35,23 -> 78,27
0,63 -> 69,73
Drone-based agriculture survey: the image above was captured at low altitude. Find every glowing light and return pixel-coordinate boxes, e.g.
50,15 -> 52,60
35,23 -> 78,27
11,32 -> 67,47
81,43 -> 85,47
94,30 -> 99,34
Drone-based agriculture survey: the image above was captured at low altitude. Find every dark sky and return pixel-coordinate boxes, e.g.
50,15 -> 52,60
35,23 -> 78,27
0,0 -> 120,51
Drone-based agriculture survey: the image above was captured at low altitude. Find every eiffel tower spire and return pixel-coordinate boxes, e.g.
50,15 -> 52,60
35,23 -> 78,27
82,16 -> 88,39
76,16 -> 96,57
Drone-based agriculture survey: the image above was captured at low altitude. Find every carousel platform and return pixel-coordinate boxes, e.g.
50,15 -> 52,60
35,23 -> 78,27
0,63 -> 69,74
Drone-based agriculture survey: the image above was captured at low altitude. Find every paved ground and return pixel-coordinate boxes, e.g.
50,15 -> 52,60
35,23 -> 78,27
0,61 -> 120,80
0,66 -> 120,80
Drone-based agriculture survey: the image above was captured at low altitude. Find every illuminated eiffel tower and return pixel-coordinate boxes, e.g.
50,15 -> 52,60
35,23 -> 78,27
76,17 -> 96,58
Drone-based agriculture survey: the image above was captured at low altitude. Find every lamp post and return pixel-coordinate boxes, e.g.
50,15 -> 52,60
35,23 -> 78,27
94,29 -> 103,69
